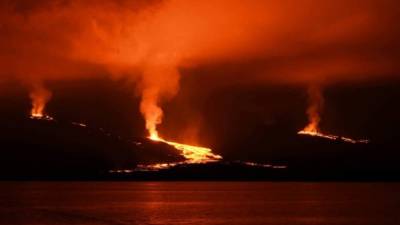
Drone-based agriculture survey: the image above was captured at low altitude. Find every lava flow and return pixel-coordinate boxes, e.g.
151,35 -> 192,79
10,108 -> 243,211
297,108 -> 370,144
298,122 -> 338,141
140,80 -> 222,164
148,132 -> 222,164
298,86 -> 369,144
297,107 -> 369,144
298,129 -> 370,144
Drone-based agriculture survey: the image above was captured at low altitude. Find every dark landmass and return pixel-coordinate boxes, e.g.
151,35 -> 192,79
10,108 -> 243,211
0,116 -> 183,180
0,116 -> 400,181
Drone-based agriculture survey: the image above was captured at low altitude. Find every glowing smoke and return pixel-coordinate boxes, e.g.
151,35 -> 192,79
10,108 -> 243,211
139,61 -> 180,139
0,0 -> 399,141
29,83 -> 52,119
298,85 -> 370,144
301,85 -> 324,133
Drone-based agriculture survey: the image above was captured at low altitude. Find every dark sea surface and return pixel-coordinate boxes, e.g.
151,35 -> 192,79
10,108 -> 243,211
0,182 -> 399,225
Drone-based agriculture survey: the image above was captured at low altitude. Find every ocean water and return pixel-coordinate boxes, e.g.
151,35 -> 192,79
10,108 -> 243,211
0,182 -> 399,225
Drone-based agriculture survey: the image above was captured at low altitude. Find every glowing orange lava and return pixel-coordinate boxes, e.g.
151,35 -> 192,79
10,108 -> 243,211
30,107 -> 54,121
29,84 -> 53,120
30,101 -> 47,119
299,86 -> 369,144
135,163 -> 179,171
30,105 -> 54,120
298,128 -> 370,144
148,132 -> 222,164
298,119 -> 338,140
298,129 -> 337,141
298,108 -> 370,144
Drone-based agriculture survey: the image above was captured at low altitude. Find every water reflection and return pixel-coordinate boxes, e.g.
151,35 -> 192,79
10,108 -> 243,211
0,182 -> 399,225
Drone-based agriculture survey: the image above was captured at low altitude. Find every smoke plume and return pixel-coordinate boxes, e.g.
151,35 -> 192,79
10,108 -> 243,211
0,0 -> 399,137
302,86 -> 324,133
29,82 -> 52,118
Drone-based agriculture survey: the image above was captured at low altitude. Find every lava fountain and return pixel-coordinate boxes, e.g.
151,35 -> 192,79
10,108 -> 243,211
139,63 -> 222,164
142,97 -> 222,163
298,86 -> 369,144
140,90 -> 222,163
29,84 -> 54,121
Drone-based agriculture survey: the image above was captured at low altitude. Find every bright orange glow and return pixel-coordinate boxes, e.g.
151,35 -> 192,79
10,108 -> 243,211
140,87 -> 164,143
299,85 -> 369,144
29,84 -> 53,120
135,163 -> 179,171
148,131 -> 222,164
298,129 -> 338,141
300,123 -> 321,136
139,62 -> 221,163
30,98 -> 46,119
149,131 -> 160,141
302,85 -> 324,134
298,129 -> 370,144
135,161 -> 287,172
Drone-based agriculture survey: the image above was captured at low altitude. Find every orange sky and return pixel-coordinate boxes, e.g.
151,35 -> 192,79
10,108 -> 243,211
0,0 -> 400,140
0,0 -> 399,82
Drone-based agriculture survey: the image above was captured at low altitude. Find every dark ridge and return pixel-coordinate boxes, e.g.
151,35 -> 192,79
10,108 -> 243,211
0,116 -> 184,179
1,115 -> 399,181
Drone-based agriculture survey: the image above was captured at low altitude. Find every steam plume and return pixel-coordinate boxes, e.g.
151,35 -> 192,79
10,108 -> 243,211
298,85 -> 370,144
0,0 -> 399,138
302,86 -> 324,133
139,61 -> 180,139
29,83 -> 52,119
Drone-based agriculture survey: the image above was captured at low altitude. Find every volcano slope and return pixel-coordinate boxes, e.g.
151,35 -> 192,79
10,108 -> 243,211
0,116 -> 183,180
